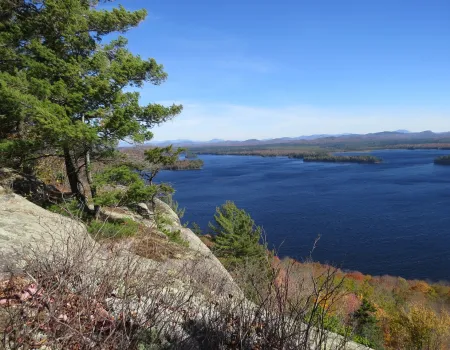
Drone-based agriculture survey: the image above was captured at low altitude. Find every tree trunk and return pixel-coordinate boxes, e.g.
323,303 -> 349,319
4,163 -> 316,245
80,114 -> 99,217
84,148 -> 100,218
63,146 -> 79,195
63,145 -> 88,209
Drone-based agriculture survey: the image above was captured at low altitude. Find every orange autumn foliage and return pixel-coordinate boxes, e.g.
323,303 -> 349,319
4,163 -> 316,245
410,281 -> 432,294
346,271 -> 365,281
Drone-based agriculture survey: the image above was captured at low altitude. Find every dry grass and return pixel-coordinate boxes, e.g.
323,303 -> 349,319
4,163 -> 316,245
0,216 -> 356,350
100,232 -> 191,262
132,235 -> 190,261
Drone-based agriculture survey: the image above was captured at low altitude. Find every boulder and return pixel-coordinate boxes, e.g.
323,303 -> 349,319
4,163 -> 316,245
134,202 -> 153,218
0,186 -> 93,279
99,206 -> 158,231
151,198 -> 181,226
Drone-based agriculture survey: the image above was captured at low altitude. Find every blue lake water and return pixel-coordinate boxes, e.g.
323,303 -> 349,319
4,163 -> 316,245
156,150 -> 450,281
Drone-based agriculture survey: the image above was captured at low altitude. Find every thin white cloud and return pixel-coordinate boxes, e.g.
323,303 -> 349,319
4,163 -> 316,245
150,102 -> 450,141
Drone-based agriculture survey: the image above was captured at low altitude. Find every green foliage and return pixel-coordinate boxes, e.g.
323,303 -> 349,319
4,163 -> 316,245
94,165 -> 141,187
306,304 -> 381,348
164,229 -> 189,247
190,222 -> 203,236
209,201 -> 266,266
353,335 -> 376,348
322,313 -> 345,334
145,146 -> 185,168
143,145 -> 185,183
0,0 -> 181,205
94,165 -> 173,207
310,307 -> 355,341
162,159 -> 204,170
307,306 -> 346,334
1,0 -> 181,152
47,199 -> 89,221
154,211 -> 189,247
135,328 -> 171,350
87,219 -> 139,240
353,299 -> 377,328
352,299 -> 384,349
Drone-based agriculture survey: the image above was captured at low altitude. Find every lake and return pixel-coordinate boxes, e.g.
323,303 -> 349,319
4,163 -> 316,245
156,150 -> 450,281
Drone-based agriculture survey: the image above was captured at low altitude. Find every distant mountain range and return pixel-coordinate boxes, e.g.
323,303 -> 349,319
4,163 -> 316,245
145,130 -> 450,148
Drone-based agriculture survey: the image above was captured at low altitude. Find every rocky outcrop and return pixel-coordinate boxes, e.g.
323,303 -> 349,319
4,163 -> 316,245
0,185 -> 240,297
0,186 -> 92,280
148,198 -> 241,298
152,198 -> 181,226
98,197 -> 240,297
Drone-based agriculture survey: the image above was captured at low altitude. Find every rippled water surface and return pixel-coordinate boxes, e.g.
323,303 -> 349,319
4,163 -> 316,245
156,150 -> 450,281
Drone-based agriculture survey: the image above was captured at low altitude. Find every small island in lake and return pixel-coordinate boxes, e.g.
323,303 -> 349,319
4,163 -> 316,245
299,154 -> 382,164
434,155 -> 450,165
162,159 -> 204,170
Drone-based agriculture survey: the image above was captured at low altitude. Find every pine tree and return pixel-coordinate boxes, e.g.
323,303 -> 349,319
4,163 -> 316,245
209,201 -> 266,264
144,145 -> 185,184
352,298 -> 384,349
0,0 -> 182,212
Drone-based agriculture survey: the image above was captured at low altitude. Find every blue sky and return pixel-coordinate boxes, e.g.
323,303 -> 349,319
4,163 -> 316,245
114,0 -> 449,141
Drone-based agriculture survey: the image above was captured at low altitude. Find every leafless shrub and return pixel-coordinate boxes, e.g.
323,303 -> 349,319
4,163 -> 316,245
0,219 -> 354,350
0,221 -> 196,349
184,255 -> 352,350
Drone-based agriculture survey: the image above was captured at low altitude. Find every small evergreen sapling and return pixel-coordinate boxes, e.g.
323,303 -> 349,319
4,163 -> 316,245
209,201 -> 266,265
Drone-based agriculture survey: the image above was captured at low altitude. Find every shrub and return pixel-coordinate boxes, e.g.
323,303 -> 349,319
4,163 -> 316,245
154,209 -> 189,247
47,199 -> 89,221
88,218 -> 140,239
391,304 -> 450,350
209,201 -> 266,267
0,225 -> 188,349
94,166 -> 174,208
190,222 -> 203,235
163,229 -> 189,247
